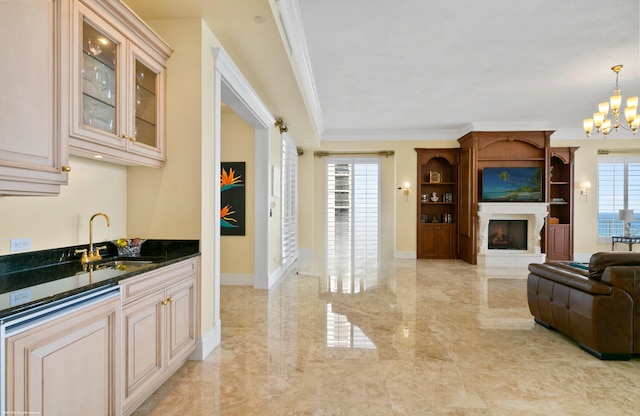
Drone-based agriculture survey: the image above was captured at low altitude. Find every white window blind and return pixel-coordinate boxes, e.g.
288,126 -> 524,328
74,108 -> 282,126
598,156 -> 640,238
326,158 -> 380,289
281,134 -> 298,268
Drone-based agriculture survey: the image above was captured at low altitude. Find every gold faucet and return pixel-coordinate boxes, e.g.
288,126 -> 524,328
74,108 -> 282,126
76,212 -> 111,264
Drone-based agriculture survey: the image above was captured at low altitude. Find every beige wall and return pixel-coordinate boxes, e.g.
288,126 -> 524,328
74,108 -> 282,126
126,18 -> 220,339
220,108 -> 255,275
0,156 -> 127,255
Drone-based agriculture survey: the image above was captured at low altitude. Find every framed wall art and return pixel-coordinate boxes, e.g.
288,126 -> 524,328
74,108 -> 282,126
220,162 -> 246,236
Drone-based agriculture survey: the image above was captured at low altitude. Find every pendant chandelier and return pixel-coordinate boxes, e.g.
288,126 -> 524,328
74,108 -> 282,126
583,65 -> 640,138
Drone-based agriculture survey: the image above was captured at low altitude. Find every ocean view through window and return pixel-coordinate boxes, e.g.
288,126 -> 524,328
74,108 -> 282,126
598,156 -> 640,240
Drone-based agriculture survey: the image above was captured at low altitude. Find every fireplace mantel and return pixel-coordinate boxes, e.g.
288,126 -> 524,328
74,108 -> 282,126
477,202 -> 548,267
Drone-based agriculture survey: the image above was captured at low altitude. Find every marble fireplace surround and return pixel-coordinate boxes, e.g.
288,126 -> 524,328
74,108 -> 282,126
477,202 -> 548,267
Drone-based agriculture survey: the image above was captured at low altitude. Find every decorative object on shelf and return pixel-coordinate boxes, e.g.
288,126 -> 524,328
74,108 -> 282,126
429,171 -> 441,183
619,209 -> 634,237
580,181 -> 591,200
583,65 -> 640,138
421,194 -> 428,202
87,38 -> 102,56
113,238 -> 146,257
441,192 -> 453,203
430,192 -> 439,202
549,217 -> 560,224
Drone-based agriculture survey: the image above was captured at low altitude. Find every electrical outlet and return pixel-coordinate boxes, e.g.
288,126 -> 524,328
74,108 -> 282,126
10,238 -> 32,252
10,288 -> 31,306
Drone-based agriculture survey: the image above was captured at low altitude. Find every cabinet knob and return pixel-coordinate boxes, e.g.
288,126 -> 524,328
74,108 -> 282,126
61,165 -> 71,172
129,136 -> 136,142
121,134 -> 128,140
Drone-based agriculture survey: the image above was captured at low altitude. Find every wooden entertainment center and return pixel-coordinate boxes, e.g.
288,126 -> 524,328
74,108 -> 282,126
416,131 -> 577,263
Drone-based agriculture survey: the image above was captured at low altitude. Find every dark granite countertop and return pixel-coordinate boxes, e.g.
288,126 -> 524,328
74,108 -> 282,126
0,240 -> 199,319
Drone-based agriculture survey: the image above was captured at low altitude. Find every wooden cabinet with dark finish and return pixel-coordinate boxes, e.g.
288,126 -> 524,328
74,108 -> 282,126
416,149 -> 458,259
546,147 -> 578,261
457,131 -> 553,264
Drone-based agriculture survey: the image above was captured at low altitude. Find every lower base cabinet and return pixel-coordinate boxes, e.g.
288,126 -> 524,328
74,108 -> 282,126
121,258 -> 198,416
546,224 -> 571,261
5,293 -> 121,415
418,223 -> 456,258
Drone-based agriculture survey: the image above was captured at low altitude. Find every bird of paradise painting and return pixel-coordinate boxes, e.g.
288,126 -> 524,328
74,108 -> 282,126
220,162 -> 245,235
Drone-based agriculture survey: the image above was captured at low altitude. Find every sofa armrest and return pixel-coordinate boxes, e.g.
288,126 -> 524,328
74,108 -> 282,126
589,251 -> 640,280
528,263 -> 612,295
601,266 -> 640,297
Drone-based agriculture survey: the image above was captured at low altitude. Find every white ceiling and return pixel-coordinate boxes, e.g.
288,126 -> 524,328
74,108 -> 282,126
124,0 -> 640,149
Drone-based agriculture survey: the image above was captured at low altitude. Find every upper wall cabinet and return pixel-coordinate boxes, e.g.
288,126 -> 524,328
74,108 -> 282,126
0,0 -> 70,195
68,0 -> 172,167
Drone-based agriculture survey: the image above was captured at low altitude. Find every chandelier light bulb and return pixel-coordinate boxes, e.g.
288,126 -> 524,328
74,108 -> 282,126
583,118 -> 594,137
627,96 -> 638,108
632,116 -> 640,133
593,112 -> 605,129
599,102 -> 610,114
625,106 -> 637,125
610,94 -> 622,113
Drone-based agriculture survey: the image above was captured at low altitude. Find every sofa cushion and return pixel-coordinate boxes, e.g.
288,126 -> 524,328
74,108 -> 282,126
589,252 -> 640,280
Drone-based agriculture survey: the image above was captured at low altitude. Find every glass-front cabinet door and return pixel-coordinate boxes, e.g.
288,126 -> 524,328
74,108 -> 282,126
69,0 -> 170,167
127,45 -> 165,160
82,20 -> 117,135
73,5 -> 126,150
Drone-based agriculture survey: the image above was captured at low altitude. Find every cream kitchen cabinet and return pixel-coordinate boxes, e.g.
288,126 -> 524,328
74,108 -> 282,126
120,258 -> 198,415
0,0 -> 70,195
4,289 -> 121,414
68,0 -> 172,167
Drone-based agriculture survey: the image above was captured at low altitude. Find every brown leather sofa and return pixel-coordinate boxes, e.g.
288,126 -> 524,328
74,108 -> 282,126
527,252 -> 640,360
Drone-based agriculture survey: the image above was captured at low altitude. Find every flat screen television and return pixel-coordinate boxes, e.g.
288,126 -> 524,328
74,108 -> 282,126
481,167 -> 542,202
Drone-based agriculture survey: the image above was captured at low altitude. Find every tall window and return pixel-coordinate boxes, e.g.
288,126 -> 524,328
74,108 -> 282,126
325,158 -> 380,289
281,134 -> 298,268
598,156 -> 640,239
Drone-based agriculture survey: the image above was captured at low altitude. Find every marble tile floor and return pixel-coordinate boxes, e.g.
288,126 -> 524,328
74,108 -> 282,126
133,259 -> 640,415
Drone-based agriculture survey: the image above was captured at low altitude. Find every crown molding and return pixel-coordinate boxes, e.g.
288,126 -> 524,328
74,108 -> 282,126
271,0 -> 324,138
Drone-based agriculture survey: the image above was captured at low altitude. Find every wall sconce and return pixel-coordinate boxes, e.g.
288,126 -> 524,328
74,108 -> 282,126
580,181 -> 591,201
402,182 -> 410,200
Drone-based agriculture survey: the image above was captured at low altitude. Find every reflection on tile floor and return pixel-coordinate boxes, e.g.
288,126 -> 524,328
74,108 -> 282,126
133,259 -> 640,415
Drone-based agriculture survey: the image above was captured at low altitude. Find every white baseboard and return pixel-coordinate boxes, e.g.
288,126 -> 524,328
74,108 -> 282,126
189,323 -> 220,361
220,273 -> 254,286
395,251 -> 417,259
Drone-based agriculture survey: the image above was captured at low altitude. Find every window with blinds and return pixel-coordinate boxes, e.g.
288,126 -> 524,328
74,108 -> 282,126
281,135 -> 298,268
326,158 -> 380,284
598,156 -> 640,239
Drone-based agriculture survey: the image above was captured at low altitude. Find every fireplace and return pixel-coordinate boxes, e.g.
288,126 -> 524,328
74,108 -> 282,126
488,220 -> 527,250
477,202 -> 548,267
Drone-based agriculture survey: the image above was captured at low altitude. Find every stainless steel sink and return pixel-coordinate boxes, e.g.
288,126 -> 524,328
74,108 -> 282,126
97,259 -> 154,271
